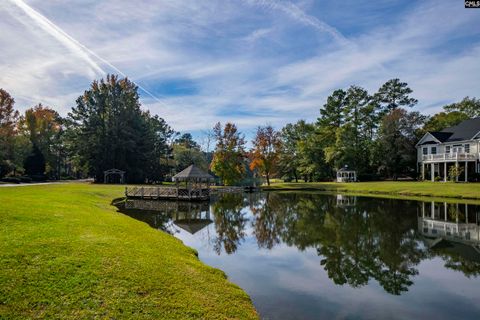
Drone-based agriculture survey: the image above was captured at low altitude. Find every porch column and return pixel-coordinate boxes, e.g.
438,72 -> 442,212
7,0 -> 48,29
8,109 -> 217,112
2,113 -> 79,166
444,162 -> 447,182
465,161 -> 468,182
456,162 -> 459,182
431,163 -> 435,182
422,163 -> 425,180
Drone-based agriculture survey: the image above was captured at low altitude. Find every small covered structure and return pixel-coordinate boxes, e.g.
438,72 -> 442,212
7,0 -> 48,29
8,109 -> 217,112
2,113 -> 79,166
336,166 -> 357,183
172,165 -> 215,200
104,168 -> 125,184
125,165 -> 215,200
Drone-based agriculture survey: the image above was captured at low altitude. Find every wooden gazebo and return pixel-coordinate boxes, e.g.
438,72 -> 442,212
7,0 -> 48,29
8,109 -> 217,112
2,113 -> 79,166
125,164 -> 215,200
172,165 -> 215,200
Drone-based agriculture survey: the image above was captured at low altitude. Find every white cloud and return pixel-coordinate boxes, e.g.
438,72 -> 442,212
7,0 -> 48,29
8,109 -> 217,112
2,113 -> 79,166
0,0 -> 479,137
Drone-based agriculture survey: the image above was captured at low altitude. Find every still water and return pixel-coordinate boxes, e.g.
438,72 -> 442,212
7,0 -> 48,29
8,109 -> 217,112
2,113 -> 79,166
115,192 -> 480,319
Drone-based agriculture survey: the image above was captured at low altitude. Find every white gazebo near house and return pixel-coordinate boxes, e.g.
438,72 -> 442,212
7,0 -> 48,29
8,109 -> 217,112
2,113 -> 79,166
336,166 -> 357,183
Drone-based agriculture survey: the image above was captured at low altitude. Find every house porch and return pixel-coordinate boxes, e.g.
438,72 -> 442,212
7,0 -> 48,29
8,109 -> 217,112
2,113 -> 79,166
420,160 -> 479,182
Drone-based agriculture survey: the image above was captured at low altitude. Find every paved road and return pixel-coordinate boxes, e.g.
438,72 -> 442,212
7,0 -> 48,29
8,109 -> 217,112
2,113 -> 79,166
0,180 -> 92,188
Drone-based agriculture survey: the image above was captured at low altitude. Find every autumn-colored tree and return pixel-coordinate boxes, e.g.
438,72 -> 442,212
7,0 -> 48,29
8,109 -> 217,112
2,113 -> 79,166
210,122 -> 246,185
19,104 -> 62,178
249,125 -> 282,186
0,89 -> 19,177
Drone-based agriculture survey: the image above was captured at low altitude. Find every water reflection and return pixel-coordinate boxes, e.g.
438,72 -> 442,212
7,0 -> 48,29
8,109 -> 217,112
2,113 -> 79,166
419,201 -> 480,277
120,199 -> 212,234
114,193 -> 480,298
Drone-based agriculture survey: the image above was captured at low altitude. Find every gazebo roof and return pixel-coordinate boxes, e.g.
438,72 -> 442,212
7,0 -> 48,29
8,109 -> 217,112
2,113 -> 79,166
337,167 -> 356,172
172,164 -> 214,182
174,219 -> 212,234
104,168 -> 125,173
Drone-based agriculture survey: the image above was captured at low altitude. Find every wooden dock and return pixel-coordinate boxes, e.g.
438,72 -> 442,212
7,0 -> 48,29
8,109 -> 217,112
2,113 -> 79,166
125,186 -> 210,200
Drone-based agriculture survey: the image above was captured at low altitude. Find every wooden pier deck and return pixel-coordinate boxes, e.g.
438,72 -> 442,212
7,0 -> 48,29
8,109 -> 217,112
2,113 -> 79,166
125,186 -> 210,200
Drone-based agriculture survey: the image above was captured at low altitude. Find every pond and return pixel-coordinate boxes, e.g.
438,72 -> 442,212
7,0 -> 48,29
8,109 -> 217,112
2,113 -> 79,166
115,192 -> 480,319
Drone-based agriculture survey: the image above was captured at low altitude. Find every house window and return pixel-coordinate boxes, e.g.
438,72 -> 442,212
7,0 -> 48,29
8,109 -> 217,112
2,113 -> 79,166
423,147 -> 428,155
431,147 -> 437,154
465,144 -> 470,153
445,146 -> 451,154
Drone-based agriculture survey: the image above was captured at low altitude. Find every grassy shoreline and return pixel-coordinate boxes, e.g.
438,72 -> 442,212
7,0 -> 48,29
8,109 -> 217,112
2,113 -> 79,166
0,183 -> 258,319
262,181 -> 480,203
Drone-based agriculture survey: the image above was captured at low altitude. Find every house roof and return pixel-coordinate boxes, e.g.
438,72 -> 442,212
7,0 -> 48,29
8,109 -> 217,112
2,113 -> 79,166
440,117 -> 480,142
172,164 -> 214,182
429,131 -> 453,142
419,118 -> 480,145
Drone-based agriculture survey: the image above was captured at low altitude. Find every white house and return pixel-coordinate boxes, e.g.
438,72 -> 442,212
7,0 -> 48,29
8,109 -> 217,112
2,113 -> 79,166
416,118 -> 480,182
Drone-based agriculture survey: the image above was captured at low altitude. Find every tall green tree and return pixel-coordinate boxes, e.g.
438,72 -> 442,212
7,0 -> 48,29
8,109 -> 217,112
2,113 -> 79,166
0,89 -> 19,177
20,104 -> 63,179
327,86 -> 378,174
278,120 -> 323,182
375,78 -> 418,113
67,75 -> 173,183
172,139 -> 207,172
210,122 -> 246,185
423,111 -> 469,132
443,96 -> 480,118
278,121 -> 305,182
375,108 -> 425,179
175,133 -> 199,149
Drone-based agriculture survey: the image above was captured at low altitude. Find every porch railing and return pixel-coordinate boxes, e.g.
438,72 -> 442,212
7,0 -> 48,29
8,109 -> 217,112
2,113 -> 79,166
422,153 -> 478,161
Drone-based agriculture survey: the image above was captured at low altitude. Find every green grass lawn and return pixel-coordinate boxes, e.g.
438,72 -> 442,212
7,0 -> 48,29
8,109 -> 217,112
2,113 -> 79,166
263,181 -> 480,202
0,183 -> 257,319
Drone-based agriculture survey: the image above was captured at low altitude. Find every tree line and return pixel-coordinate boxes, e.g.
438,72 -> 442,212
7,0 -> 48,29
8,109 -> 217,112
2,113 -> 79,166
1,75 -> 478,184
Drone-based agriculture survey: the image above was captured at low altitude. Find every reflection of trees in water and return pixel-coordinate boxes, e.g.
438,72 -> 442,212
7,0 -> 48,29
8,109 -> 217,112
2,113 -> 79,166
367,199 -> 425,295
251,193 -> 426,295
434,244 -> 480,277
211,193 -> 248,255
250,192 -> 290,249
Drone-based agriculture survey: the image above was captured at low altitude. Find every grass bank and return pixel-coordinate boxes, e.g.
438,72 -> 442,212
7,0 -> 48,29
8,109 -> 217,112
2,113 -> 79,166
0,183 -> 257,319
263,181 -> 480,202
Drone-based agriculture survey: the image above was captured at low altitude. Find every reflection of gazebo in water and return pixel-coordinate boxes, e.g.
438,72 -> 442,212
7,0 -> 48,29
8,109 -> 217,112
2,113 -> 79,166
173,209 -> 212,235
336,194 -> 357,207
120,199 -> 212,234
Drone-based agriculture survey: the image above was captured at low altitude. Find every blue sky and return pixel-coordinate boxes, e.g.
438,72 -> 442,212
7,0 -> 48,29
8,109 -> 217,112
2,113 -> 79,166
1,0 -> 479,144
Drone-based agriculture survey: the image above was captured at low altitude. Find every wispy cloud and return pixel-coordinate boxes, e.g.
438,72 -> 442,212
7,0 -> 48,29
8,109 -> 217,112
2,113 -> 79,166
242,0 -> 348,44
8,0 -> 104,76
7,0 -> 168,106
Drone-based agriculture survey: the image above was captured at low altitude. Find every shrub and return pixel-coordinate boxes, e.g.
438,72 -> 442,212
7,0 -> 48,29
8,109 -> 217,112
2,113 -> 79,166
448,165 -> 464,182
29,174 -> 47,182
18,176 -> 32,183
1,177 -> 20,184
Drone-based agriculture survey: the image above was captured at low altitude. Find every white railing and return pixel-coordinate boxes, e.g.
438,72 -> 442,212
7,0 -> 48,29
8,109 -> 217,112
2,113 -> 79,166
420,219 -> 480,243
422,153 -> 478,161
